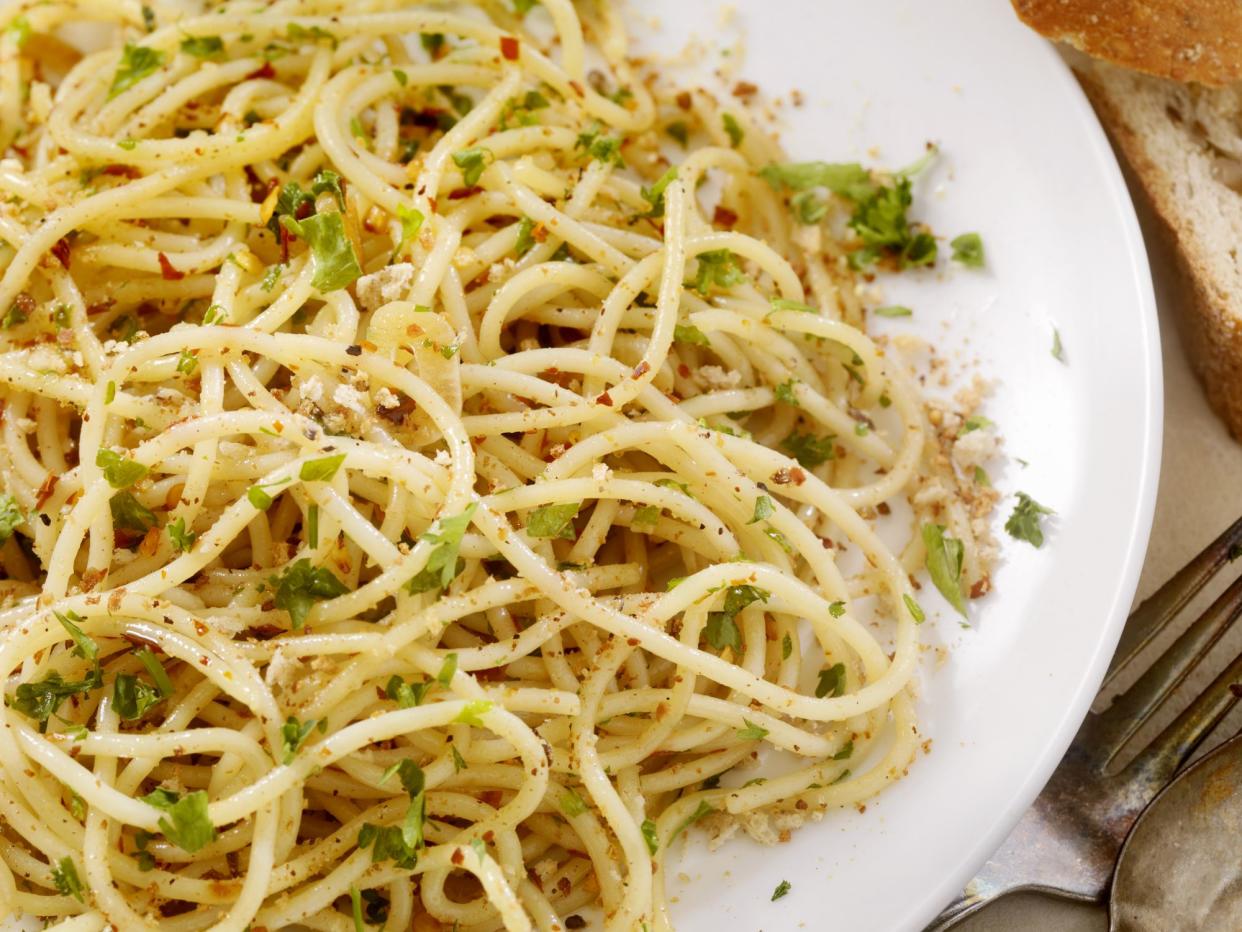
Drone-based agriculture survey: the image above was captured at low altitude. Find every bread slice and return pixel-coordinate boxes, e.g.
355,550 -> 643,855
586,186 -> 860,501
1013,0 -> 1242,86
1068,56 -> 1242,439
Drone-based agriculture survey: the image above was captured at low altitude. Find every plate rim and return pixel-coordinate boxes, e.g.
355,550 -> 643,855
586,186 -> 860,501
901,39 -> 1165,931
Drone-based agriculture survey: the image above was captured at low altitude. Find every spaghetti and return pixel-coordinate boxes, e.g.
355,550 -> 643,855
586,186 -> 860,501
0,1 -> 994,929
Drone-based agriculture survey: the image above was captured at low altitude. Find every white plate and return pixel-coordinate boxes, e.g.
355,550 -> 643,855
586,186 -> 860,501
627,1 -> 1162,928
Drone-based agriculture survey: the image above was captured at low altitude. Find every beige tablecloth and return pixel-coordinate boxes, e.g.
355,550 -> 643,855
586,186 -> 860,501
958,192 -> 1242,930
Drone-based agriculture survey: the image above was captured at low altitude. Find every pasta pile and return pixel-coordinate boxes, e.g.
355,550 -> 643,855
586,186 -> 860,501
0,1 -> 993,929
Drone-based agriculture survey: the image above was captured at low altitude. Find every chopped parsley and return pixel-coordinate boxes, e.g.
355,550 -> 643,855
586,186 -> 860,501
110,491 -> 157,534
666,121 -> 689,146
673,323 -> 710,345
55,611 -> 96,661
815,663 -> 846,698
770,297 -> 818,313
175,349 -> 198,375
828,600 -> 846,618
780,431 -> 835,469
452,147 -> 493,186
180,35 -> 224,59
873,305 -> 912,318
632,505 -> 660,530
690,250 -> 745,296
640,166 -> 678,218
527,502 -> 580,540
141,788 -> 217,853
9,665 -> 102,728
300,453 -> 346,482
959,414 -> 993,435
1052,328 -> 1066,363
903,593 -> 926,623
135,649 -> 174,696
109,43 -> 164,99
736,719 -> 768,740
669,800 -> 714,843
782,632 -> 793,659
514,216 -> 536,257
272,559 -> 349,629
454,699 -> 492,726
722,113 -> 744,147
96,450 -> 148,490
281,211 -> 361,293
774,379 -> 799,406
921,524 -> 966,616
704,585 -> 770,651
641,818 -> 659,854
759,157 -> 937,269
114,673 -> 163,720
771,879 -> 791,901
749,495 -> 774,524
950,232 -> 985,268
406,503 -> 476,594
1005,492 -> 1054,548
280,715 -> 322,763
560,788 -> 588,817
168,516 -> 196,552
52,857 -> 85,902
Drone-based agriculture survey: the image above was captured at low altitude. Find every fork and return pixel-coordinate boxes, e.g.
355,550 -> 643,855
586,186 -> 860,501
927,515 -> 1242,929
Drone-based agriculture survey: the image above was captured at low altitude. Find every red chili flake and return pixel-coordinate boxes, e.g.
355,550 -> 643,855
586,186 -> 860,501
451,849 -> 465,866
595,391 -> 613,406
474,666 -> 508,682
732,80 -> 759,98
157,252 -> 185,280
86,299 -> 115,316
279,224 -> 291,263
676,364 -> 691,378
713,206 -> 738,228
102,164 -> 141,178
538,367 -> 576,389
569,80 -> 585,97
675,91 -> 693,110
246,61 -> 276,81
970,576 -> 992,599
500,35 -> 520,60
50,238 -> 71,269
12,292 -> 35,318
35,474 -> 58,509
631,361 -> 651,379
448,187 -> 480,200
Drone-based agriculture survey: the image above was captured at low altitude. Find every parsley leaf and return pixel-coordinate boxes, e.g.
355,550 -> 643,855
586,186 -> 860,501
749,496 -> 774,524
452,147 -> 493,186
282,212 -> 361,293
300,453 -> 346,482
704,585 -> 769,651
921,524 -> 967,616
96,449 -> 147,489
0,494 -> 23,544
673,323 -> 710,346
903,593 -> 926,623
406,503 -> 477,594
110,491 -> 157,533
560,788 -> 588,817
641,818 -> 659,854
114,673 -> 163,720
272,559 -> 349,629
11,669 -> 102,727
280,715 -> 319,763
180,35 -> 223,59
774,379 -> 799,405
873,305 -> 912,318
632,505 -> 660,530
454,700 -> 492,727
815,663 -> 846,698
142,788 -> 217,852
514,216 -> 535,257
135,649 -> 174,696
1052,328 -> 1066,363
690,250 -> 745,296
168,517 -> 196,552
54,611 -> 96,661
385,674 -> 432,708
772,879 -> 791,901
950,232 -> 985,268
527,502 -> 580,540
722,113 -> 743,147
109,43 -> 164,99
669,800 -> 714,843
52,857 -> 85,902
737,719 -> 768,740
780,431 -> 835,469
759,161 -> 875,200
640,166 -> 678,218
1005,492 -> 1054,548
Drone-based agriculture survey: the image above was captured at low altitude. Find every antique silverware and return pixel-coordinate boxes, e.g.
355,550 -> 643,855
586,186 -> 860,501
929,515 -> 1242,929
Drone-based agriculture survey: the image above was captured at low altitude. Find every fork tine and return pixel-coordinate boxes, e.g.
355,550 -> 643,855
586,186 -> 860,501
1122,647 -> 1242,788
1104,514 -> 1242,685
1085,569 -> 1242,766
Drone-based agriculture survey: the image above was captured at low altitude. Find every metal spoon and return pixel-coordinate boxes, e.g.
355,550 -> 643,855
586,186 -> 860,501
1110,731 -> 1242,931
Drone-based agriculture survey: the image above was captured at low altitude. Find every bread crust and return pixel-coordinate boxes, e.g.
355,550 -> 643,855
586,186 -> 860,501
1075,62 -> 1242,438
1013,0 -> 1242,86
